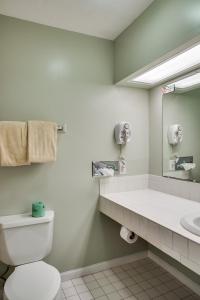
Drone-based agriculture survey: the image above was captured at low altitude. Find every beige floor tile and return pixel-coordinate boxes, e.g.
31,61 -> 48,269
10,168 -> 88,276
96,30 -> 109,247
79,291 -> 93,300
129,283 -> 143,294
90,287 -> 105,298
63,286 -> 78,297
107,291 -> 122,300
75,284 -> 89,293
86,280 -> 99,290
118,287 -> 132,298
72,278 -> 85,286
102,284 -> 115,294
97,277 -> 110,287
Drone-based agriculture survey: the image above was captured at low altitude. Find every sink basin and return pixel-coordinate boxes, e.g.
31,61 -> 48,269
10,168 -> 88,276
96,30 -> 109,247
181,212 -> 200,236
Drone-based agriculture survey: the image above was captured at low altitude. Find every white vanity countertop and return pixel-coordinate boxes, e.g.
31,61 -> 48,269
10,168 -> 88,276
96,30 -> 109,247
101,189 -> 200,244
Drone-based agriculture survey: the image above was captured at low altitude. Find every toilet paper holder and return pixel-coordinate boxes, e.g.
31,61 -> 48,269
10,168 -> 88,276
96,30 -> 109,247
120,226 -> 138,244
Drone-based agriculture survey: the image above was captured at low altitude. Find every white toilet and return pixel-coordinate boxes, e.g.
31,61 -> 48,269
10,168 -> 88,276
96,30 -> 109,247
0,210 -> 61,300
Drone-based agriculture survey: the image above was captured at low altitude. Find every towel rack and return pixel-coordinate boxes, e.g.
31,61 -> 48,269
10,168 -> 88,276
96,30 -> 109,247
57,123 -> 67,133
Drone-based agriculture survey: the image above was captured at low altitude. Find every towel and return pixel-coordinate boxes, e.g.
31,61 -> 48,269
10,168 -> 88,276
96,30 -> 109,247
0,121 -> 29,166
28,121 -> 57,163
180,163 -> 196,171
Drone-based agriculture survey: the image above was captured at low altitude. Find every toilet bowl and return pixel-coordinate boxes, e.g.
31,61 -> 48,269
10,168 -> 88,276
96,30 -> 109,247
3,261 -> 61,300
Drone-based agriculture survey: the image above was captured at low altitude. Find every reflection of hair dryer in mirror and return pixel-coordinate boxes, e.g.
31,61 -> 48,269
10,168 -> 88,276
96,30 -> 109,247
167,124 -> 183,145
115,122 -> 131,144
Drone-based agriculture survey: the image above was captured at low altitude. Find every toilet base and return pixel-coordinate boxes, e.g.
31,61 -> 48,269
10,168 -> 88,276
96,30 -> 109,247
3,288 -> 62,300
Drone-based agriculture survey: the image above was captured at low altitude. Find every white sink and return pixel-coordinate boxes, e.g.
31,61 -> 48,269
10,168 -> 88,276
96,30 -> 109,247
181,212 -> 200,236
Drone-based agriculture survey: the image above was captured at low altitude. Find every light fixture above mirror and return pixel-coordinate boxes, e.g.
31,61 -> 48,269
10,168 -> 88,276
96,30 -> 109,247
167,70 -> 200,91
129,43 -> 200,86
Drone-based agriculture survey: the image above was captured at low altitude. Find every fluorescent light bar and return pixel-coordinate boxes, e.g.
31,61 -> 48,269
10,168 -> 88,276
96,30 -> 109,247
169,72 -> 200,89
131,44 -> 200,85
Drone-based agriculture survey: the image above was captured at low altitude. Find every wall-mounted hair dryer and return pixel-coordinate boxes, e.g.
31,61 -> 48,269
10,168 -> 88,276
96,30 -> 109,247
167,124 -> 183,145
114,122 -> 131,144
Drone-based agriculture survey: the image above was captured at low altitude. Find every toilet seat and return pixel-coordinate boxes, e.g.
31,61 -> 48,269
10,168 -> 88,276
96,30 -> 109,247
4,261 -> 61,300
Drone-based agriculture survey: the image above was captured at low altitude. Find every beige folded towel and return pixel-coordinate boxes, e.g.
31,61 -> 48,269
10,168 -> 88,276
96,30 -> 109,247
0,121 -> 29,166
28,121 -> 57,163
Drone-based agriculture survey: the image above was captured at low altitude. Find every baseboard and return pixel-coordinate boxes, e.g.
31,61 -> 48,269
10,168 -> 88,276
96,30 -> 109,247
148,250 -> 200,296
61,251 -> 148,282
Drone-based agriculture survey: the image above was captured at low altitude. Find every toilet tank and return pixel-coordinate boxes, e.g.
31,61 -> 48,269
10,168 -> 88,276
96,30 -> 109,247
0,210 -> 54,266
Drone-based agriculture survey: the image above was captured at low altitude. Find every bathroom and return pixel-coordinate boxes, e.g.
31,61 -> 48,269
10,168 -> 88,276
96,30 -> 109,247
0,0 -> 200,299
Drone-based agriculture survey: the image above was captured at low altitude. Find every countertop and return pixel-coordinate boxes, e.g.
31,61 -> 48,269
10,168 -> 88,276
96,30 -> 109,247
101,189 -> 200,244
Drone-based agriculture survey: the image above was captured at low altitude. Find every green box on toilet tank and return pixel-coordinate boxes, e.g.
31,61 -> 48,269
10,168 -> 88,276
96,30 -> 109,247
32,201 -> 45,217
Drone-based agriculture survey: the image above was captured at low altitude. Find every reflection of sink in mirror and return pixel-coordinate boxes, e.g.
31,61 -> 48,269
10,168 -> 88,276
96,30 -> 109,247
164,170 -> 190,180
181,213 -> 200,236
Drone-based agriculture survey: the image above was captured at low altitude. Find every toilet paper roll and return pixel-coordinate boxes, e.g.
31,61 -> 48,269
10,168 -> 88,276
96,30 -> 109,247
120,226 -> 138,244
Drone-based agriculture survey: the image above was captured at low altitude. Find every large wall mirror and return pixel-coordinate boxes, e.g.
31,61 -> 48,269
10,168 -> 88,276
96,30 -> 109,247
163,70 -> 200,182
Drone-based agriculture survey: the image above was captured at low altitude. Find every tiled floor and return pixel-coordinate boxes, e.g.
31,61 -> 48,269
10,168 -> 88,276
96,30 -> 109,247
0,258 -> 199,300
60,258 -> 200,300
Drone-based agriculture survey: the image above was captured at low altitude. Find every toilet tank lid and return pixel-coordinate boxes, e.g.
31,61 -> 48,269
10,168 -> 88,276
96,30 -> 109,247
0,210 -> 54,230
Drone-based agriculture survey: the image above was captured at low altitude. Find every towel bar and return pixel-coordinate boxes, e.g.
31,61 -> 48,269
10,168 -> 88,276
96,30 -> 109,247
57,123 -> 67,133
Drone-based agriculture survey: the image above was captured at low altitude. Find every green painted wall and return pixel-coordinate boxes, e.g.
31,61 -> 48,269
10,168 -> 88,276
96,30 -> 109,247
0,15 -> 149,272
114,0 -> 200,82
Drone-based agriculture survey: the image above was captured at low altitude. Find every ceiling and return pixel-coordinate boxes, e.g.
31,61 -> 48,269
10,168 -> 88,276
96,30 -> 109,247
0,0 -> 154,40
